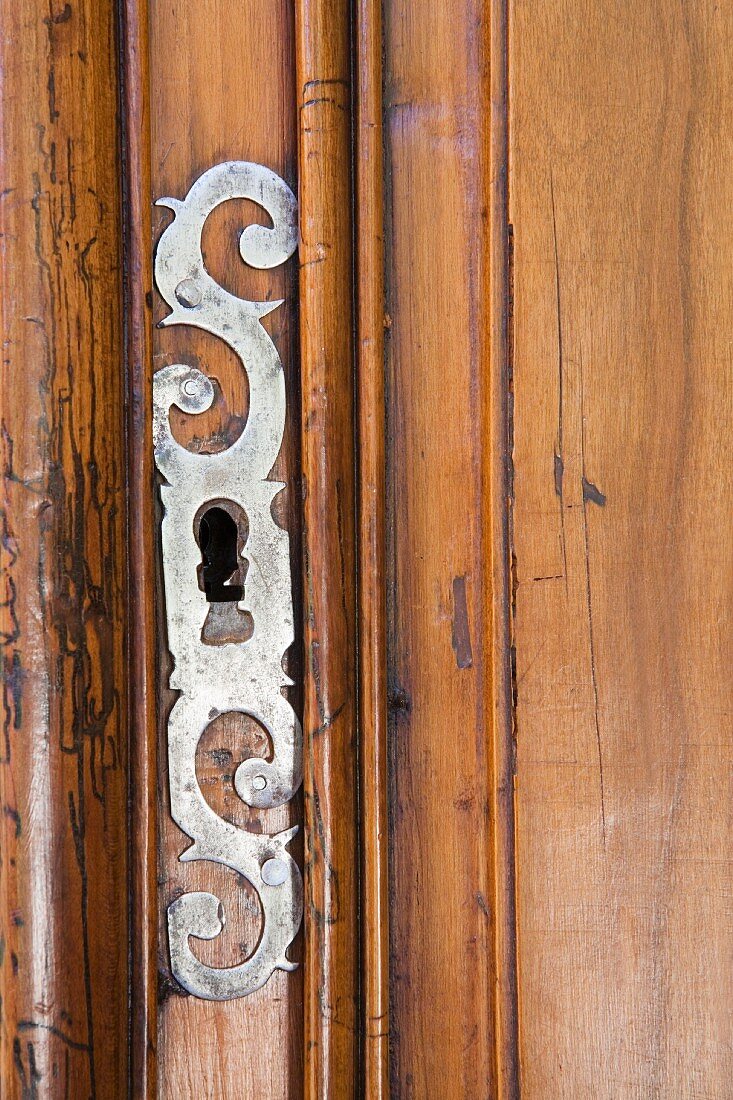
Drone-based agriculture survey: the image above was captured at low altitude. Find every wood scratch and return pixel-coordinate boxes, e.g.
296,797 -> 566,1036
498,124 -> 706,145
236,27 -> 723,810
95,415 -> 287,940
580,354 -> 606,843
451,575 -> 473,669
550,172 -> 569,594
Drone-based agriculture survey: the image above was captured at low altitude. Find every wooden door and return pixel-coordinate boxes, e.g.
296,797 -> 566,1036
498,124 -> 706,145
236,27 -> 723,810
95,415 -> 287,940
1,1 -> 731,1097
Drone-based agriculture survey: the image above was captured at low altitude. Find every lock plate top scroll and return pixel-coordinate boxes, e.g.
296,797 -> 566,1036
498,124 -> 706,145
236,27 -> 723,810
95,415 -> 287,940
153,161 -> 302,1001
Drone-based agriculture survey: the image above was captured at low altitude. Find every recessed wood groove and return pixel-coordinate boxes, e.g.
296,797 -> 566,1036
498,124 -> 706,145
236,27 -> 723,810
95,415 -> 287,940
119,1 -> 156,1093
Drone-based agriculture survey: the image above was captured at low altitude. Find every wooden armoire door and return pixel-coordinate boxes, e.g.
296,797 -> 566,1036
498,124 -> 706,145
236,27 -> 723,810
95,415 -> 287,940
1,1 -> 731,1097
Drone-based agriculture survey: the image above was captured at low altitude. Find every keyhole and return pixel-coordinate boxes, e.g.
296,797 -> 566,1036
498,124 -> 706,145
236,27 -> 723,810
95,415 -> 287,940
198,506 -> 244,602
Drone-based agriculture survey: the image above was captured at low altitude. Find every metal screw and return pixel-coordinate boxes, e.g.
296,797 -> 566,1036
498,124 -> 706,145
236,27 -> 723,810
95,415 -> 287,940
261,858 -> 287,887
175,278 -> 202,308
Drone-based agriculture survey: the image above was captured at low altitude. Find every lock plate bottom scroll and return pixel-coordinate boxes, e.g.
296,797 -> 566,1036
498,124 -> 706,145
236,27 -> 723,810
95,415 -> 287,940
153,161 -> 302,1000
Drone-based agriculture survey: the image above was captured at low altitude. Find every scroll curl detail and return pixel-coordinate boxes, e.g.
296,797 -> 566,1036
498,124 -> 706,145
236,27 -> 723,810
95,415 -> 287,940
154,161 -> 301,1000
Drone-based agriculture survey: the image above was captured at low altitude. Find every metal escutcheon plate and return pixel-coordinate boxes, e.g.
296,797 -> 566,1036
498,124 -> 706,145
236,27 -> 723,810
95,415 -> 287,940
153,161 -> 302,1000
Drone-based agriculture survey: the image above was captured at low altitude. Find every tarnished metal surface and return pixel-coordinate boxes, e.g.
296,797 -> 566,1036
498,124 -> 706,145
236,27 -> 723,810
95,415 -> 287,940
153,161 -> 301,1000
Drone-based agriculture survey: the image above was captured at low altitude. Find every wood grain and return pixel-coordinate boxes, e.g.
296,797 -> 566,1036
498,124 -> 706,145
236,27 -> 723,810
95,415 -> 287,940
510,2 -> 733,1094
295,1 -> 360,1094
0,0 -> 128,1095
383,0 -> 504,1093
147,3 -> 302,1096
10,3 -> 733,1094
355,0 -> 390,1093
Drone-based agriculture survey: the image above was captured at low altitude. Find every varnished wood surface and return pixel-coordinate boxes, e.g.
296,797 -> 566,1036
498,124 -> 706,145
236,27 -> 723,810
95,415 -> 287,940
7,1 -> 733,1094
383,0 -> 500,1093
0,1 -> 128,1095
510,2 -> 733,1094
355,0 -> 390,1094
148,2 -> 302,1096
295,2 -> 360,1094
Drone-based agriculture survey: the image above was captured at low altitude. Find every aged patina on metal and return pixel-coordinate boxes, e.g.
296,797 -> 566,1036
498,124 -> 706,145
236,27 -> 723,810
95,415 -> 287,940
153,161 -> 302,999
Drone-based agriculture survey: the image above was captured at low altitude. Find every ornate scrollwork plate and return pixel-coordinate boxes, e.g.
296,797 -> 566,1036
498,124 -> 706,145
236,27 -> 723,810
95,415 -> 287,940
153,161 -> 301,1000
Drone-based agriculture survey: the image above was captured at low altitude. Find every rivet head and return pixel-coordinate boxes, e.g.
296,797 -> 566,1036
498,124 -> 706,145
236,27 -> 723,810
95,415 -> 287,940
175,278 -> 202,308
261,858 -> 288,887
252,774 -> 267,791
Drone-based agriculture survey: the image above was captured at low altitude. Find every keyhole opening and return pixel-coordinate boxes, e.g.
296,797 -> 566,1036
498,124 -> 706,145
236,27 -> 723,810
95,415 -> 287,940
198,506 -> 244,603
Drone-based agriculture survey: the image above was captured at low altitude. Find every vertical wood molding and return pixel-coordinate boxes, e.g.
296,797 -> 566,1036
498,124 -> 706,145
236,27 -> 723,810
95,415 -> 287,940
295,1 -> 360,1094
119,0 -> 156,1094
0,1 -> 129,1094
383,0 -> 516,1093
355,0 -> 390,1095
